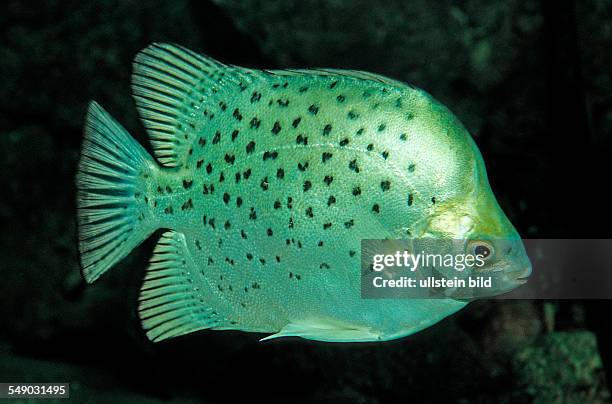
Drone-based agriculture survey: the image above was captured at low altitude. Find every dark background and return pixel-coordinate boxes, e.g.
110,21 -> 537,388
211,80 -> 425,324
1,0 -> 611,402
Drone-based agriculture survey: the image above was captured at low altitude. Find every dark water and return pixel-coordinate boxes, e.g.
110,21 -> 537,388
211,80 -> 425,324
0,0 -> 611,402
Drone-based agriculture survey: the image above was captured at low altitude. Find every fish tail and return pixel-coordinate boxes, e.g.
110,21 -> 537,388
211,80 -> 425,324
77,101 -> 158,283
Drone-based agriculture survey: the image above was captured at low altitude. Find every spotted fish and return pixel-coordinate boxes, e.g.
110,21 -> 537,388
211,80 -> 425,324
77,43 -> 531,343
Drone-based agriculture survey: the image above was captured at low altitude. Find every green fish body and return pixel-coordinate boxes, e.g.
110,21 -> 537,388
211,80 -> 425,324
77,43 -> 530,343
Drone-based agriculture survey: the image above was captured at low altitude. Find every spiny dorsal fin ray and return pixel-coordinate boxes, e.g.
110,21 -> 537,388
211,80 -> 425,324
138,230 -> 221,342
131,43 -> 253,167
266,68 -> 412,90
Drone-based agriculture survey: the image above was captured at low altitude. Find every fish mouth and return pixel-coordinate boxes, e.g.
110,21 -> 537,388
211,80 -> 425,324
514,276 -> 530,285
513,265 -> 532,284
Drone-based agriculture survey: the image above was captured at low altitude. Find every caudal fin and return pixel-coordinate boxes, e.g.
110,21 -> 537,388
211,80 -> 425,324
77,101 -> 157,283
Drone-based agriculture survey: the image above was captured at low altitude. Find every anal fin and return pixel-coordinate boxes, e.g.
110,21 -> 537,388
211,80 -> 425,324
138,230 -> 220,342
261,318 -> 381,343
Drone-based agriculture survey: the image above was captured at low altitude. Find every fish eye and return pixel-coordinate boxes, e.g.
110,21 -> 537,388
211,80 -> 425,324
470,240 -> 494,261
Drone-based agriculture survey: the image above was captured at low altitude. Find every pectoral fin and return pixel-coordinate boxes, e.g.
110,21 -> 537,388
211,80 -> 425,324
261,318 -> 381,342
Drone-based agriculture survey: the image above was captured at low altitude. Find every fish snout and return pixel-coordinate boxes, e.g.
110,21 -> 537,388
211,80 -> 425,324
506,263 -> 532,285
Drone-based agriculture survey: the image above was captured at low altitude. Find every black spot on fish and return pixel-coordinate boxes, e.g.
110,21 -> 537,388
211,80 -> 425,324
329,80 -> 338,89
318,241 -> 324,247
183,179 -> 193,189
348,110 -> 359,120
407,194 -> 414,206
305,207 -> 313,217
296,134 -> 308,145
299,86 -> 309,93
219,172 -> 225,182
400,133 -> 407,141
381,180 -> 391,191
372,203 -> 380,213
408,164 -> 416,173
260,177 -> 269,191
224,154 -> 235,165
349,250 -> 356,257
352,186 -> 361,196
324,175 -> 333,186
223,193 -> 230,204
263,151 -> 278,161
235,172 -> 241,183
277,168 -> 285,179
246,253 -> 253,260
277,98 -> 289,107
292,117 -> 302,128
378,124 -> 386,132
344,219 -> 354,229
212,131 -> 221,144
224,220 -> 231,230
206,163 -> 213,174
287,197 -> 293,209
323,124 -> 332,136
267,228 -> 273,236
323,222 -> 332,230
271,121 -> 282,135
236,196 -> 243,207
336,94 -> 346,103
244,168 -> 252,179
327,195 -> 336,206
219,101 -> 227,111
241,229 -> 248,239
381,151 -> 389,160
246,141 -> 256,154
181,199 -> 193,210
198,137 -> 206,147
231,130 -> 239,141
288,217 -> 294,228
366,143 -> 374,151
197,159 -> 204,168
308,104 -> 319,115
233,108 -> 243,121
250,117 -> 261,129
320,263 -> 330,269
274,200 -> 281,209
339,138 -> 349,147
249,207 -> 257,220
250,92 -> 261,103
303,180 -> 312,192
349,159 -> 360,173
322,152 -> 333,163
298,162 -> 309,171
208,218 -> 216,229
431,197 -> 436,204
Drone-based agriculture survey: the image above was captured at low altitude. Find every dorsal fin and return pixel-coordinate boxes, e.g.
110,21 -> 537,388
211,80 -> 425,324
267,68 -> 412,90
131,43 -> 252,167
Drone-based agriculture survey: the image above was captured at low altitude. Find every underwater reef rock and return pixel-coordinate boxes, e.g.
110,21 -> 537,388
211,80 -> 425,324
512,331 -> 610,403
